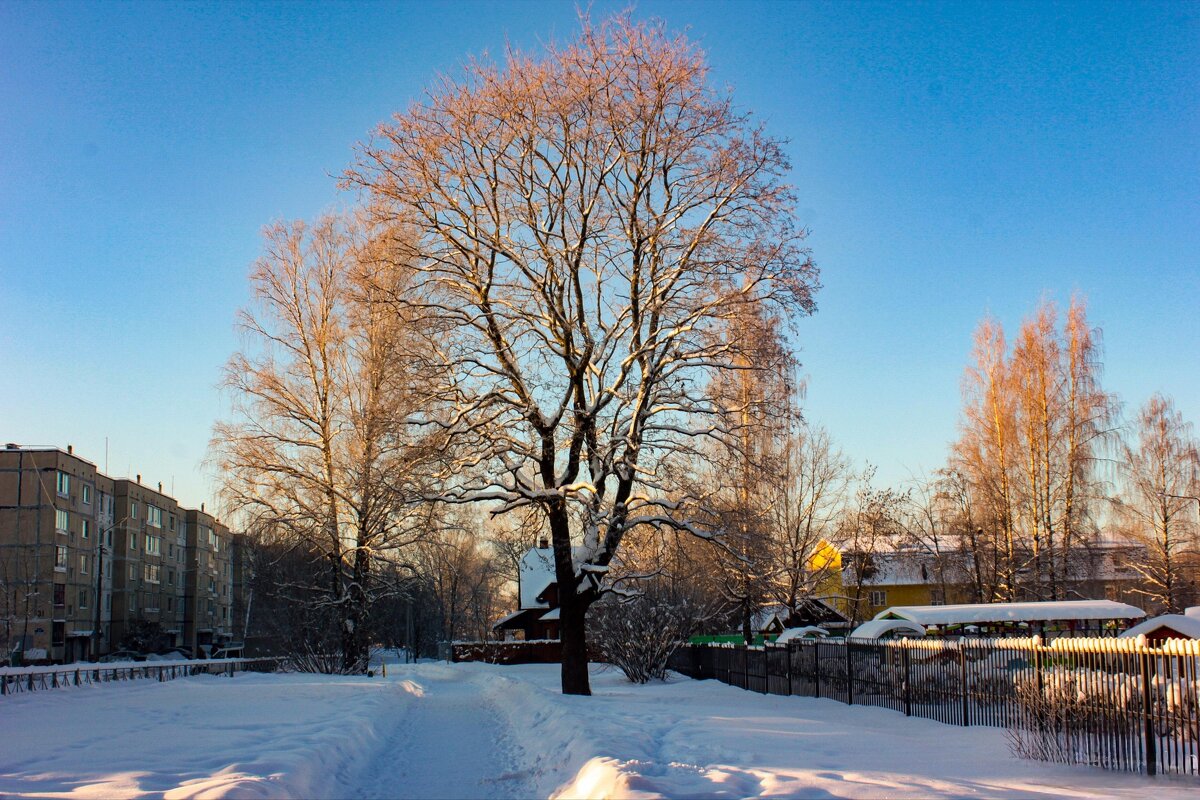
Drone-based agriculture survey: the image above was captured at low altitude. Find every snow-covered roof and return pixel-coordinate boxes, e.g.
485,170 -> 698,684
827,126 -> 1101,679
751,604 -> 790,631
849,619 -> 926,640
539,608 -> 560,621
1119,615 -> 1200,640
876,600 -> 1146,626
775,626 -> 829,643
518,546 -> 588,610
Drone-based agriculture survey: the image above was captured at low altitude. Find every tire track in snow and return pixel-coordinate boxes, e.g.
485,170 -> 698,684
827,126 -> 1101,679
341,671 -> 533,800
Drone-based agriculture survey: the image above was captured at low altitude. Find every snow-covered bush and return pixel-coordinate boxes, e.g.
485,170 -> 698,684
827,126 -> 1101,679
589,591 -> 699,684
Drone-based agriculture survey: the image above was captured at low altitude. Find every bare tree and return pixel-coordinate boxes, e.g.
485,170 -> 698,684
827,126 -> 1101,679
213,215 -> 446,671
1114,394 -> 1200,613
838,470 -> 906,628
347,15 -> 817,694
767,424 -> 851,613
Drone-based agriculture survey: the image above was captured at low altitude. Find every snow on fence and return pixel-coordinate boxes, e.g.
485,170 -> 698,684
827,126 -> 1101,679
0,657 -> 286,697
669,637 -> 1200,779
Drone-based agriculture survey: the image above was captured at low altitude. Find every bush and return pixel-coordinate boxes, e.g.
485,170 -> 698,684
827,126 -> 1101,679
589,590 -> 698,683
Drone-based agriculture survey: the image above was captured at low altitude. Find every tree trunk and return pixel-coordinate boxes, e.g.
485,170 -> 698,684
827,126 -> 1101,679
559,592 -> 591,695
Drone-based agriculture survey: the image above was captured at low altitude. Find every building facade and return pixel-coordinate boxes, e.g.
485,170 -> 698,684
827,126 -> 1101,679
0,444 -> 235,663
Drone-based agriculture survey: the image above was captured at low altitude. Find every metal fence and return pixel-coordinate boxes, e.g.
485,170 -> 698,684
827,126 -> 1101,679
0,657 -> 285,697
669,636 -> 1200,778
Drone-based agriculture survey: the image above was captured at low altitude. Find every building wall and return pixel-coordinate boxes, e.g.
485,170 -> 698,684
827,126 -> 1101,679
183,509 -> 234,654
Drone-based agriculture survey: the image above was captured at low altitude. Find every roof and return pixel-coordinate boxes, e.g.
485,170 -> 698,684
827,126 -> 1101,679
849,619 -> 926,640
518,546 -> 588,610
876,600 -> 1146,626
1119,614 -> 1200,640
751,605 -> 790,631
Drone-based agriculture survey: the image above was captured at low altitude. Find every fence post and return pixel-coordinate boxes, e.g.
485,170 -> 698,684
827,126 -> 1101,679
814,643 -> 821,698
959,644 -> 970,726
74,669 -> 80,686
1139,647 -> 1156,776
902,645 -> 911,717
786,641 -> 794,696
846,640 -> 854,706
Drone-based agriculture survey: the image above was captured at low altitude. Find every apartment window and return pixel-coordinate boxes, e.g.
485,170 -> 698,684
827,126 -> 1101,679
52,622 -> 64,646
80,554 -> 89,574
79,588 -> 89,609
104,594 -> 111,611
147,505 -> 163,528
128,564 -> 137,581
169,514 -> 176,531
869,590 -> 887,607
105,561 -> 112,579
222,606 -> 228,621
55,508 -> 69,532
209,529 -> 218,551
209,578 -> 215,593
144,564 -> 160,584
106,529 -> 113,547
53,584 -> 65,606
54,546 -> 68,570
167,569 -> 175,586
130,502 -> 138,519
81,519 -> 91,539
129,532 -> 137,551
167,597 -> 174,612
168,544 -> 174,559
207,600 -> 214,615
56,471 -> 70,496
145,536 -> 161,556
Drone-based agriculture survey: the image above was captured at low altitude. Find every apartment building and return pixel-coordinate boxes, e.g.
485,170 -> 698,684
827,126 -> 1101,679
183,508 -> 234,655
0,444 -> 235,663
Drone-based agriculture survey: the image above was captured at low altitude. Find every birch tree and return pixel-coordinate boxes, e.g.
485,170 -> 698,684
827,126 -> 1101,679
214,215 -> 447,671
348,15 -> 817,694
1115,395 -> 1200,612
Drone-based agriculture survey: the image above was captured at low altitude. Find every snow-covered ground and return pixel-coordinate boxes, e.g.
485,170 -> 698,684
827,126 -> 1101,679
0,660 -> 1194,799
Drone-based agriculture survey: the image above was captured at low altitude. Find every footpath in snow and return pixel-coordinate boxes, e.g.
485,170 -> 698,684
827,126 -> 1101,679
0,660 -> 1196,799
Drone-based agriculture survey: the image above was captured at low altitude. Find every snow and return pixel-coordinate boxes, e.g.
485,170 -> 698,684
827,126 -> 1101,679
517,546 -> 589,609
876,600 -> 1146,626
775,626 -> 829,642
1119,614 -> 1200,639
0,660 -> 1195,798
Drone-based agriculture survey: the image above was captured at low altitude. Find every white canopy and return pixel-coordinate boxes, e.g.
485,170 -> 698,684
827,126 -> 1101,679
875,600 -> 1145,627
850,619 -> 926,640
776,626 -> 829,643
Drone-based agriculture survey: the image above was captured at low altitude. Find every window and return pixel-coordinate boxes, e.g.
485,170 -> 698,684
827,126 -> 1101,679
82,484 -> 92,505
147,505 -> 162,528
167,597 -> 174,612
169,514 -> 176,531
167,569 -> 175,586
930,588 -> 945,606
79,589 -> 89,608
209,528 -> 218,551
81,519 -> 91,539
104,594 -> 111,611
128,564 -> 137,580
168,544 -> 174,559
130,502 -> 137,519
52,621 -> 64,646
55,509 -> 69,532
144,564 -> 160,584
80,554 -> 89,574
209,578 -> 215,593
129,532 -> 137,551
106,529 -> 113,547
53,584 -> 65,606
145,536 -> 161,556
54,546 -> 68,570
869,590 -> 887,607
105,561 -> 112,579
56,471 -> 70,496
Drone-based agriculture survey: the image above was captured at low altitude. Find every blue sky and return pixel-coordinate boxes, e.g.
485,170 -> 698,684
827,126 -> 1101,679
1,1 -> 1196,509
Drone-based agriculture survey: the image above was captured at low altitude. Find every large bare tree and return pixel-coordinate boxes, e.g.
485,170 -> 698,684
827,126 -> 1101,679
214,215 -> 446,671
347,15 -> 817,693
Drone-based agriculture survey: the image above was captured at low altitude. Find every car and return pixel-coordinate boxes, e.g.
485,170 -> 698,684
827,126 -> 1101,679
98,650 -> 147,663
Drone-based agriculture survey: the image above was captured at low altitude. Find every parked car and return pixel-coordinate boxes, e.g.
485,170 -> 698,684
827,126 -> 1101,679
146,648 -> 194,662
98,650 -> 147,663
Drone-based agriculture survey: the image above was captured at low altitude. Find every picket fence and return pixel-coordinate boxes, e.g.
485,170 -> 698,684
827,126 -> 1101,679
669,636 -> 1200,778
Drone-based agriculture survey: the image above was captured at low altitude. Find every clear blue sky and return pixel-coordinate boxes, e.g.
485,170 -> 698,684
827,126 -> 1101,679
1,1 -> 1196,510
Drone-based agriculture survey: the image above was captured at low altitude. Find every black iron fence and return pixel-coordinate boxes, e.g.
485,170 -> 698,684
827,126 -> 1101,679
669,636 -> 1200,778
0,657 -> 285,697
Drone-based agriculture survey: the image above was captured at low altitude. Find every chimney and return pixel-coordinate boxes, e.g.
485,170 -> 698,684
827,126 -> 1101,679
67,444 -> 73,455
158,482 -> 162,493
538,536 -> 548,549
201,502 -> 205,513
136,474 -> 141,484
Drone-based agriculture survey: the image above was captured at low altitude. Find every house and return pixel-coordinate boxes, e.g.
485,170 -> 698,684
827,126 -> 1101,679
1119,608 -> 1200,642
751,599 -> 849,637
493,542 -> 572,641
